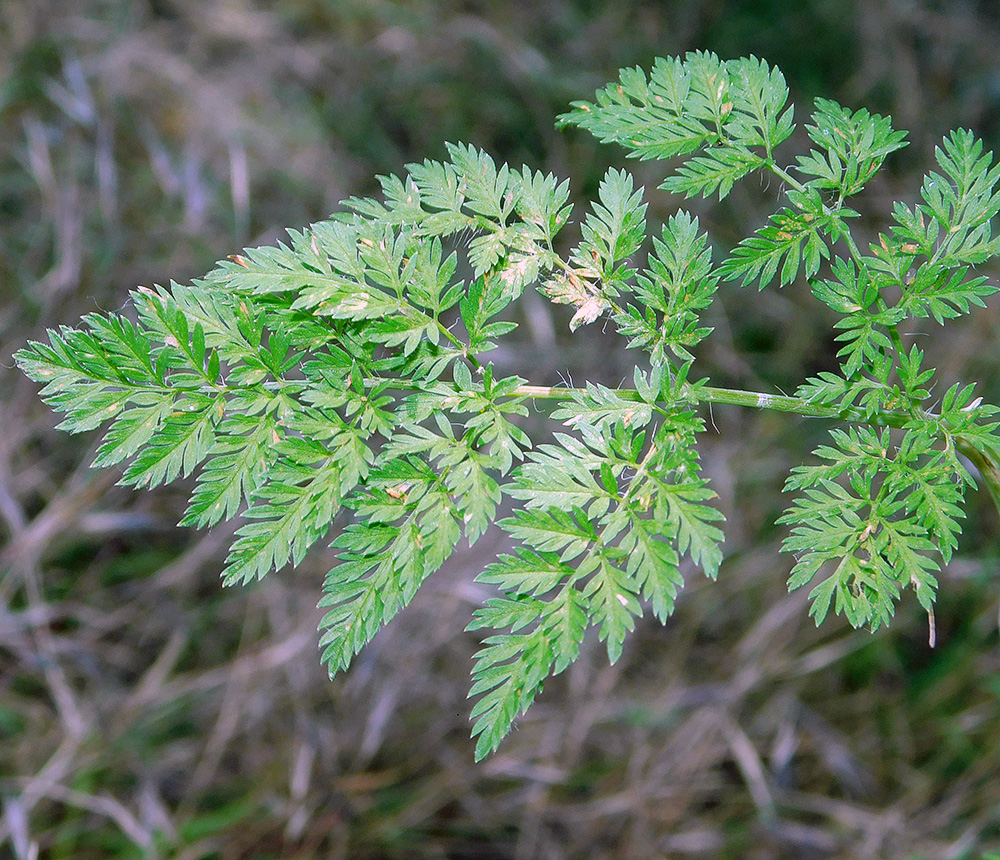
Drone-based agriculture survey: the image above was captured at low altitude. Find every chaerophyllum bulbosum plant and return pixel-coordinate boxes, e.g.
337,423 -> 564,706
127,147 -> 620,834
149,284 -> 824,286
17,53 -> 1000,760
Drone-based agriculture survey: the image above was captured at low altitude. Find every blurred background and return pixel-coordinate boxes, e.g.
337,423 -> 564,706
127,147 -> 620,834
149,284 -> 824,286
3,1 -> 1000,858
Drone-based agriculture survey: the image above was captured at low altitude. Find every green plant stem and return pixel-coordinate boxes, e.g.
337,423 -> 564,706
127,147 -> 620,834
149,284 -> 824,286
438,321 -> 483,370
766,159 -> 867,261
766,160 -> 807,195
513,381 -> 872,422
512,381 -> 1000,519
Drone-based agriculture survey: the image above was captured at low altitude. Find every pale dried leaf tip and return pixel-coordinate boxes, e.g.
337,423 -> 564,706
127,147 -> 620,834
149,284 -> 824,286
569,296 -> 609,331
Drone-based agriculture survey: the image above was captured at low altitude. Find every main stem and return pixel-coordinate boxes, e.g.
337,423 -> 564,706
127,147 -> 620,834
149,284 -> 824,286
511,381 -> 1000,515
513,381 -> 870,423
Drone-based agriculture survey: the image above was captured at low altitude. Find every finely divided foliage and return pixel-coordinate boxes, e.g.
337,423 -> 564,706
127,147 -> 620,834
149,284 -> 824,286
17,52 -> 1000,759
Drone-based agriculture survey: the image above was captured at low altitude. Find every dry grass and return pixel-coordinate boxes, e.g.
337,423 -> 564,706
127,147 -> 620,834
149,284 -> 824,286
3,1 -> 1000,858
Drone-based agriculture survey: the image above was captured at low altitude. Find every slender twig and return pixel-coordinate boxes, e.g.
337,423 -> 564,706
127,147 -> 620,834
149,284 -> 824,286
511,381 -> 900,426
510,380 -> 1000,519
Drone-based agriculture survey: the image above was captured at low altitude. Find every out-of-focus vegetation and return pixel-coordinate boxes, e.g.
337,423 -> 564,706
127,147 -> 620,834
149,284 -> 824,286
3,1 -> 1000,858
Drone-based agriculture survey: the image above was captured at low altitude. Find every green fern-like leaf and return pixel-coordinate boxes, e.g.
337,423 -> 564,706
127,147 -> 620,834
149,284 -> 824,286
780,425 -> 964,630
466,390 -> 723,752
16,51 -> 1000,764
